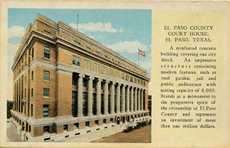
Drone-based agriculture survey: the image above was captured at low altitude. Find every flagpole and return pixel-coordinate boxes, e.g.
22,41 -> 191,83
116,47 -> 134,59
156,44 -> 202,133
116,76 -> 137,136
76,12 -> 79,31
138,49 -> 140,65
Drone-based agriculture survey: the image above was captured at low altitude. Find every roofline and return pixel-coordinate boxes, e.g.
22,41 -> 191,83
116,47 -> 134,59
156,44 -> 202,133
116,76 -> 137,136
12,15 -> 149,76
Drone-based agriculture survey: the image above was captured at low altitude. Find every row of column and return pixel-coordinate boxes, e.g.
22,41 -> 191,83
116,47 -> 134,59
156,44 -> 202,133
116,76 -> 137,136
76,74 -> 146,117
14,75 -> 23,113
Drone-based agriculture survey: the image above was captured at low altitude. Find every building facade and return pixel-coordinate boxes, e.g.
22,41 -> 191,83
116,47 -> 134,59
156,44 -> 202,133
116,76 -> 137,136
11,15 -> 150,142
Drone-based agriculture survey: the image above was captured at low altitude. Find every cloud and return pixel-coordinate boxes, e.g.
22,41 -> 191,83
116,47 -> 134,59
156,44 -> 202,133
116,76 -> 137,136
7,42 -> 19,67
107,40 -> 151,73
107,40 -> 149,54
6,42 -> 19,99
8,25 -> 25,39
69,22 -> 123,33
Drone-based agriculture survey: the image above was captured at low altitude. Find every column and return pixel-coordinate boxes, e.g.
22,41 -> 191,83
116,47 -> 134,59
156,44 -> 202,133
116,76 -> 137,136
130,87 -> 133,112
104,80 -> 109,115
135,87 -> 138,111
19,78 -> 21,113
96,78 -> 101,116
126,85 -> 130,112
110,82 -> 115,114
16,81 -> 18,111
140,89 -> 143,111
144,89 -> 148,111
88,76 -> 93,116
133,87 -> 135,112
116,83 -> 120,113
137,88 -> 140,111
121,84 -> 125,113
77,74 -> 83,117
17,80 -> 19,111
142,89 -> 144,111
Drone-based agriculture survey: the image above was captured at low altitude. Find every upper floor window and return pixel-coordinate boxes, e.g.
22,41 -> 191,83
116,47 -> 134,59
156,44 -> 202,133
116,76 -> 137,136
43,104 -> 49,117
44,47 -> 50,59
24,88 -> 26,98
72,56 -> 80,66
31,88 -> 33,97
31,104 -> 33,116
31,71 -> 34,80
31,48 -> 34,59
43,88 -> 49,97
43,70 -> 50,81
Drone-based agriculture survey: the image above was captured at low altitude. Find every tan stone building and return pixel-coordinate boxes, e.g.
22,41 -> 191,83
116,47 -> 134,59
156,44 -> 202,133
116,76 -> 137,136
11,15 -> 150,142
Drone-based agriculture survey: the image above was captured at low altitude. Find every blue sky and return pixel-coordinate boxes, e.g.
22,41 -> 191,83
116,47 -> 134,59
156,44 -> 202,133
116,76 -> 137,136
8,9 -> 152,74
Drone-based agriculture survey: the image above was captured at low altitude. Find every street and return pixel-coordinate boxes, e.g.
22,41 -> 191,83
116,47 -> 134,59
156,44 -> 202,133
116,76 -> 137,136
92,125 -> 151,143
7,121 -> 21,142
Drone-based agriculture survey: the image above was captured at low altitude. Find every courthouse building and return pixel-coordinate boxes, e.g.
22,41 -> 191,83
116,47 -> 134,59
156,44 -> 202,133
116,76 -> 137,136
10,15 -> 150,141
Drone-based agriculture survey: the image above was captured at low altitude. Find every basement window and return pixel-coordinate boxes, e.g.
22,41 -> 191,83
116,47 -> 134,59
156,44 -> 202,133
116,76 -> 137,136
44,137 -> 50,141
75,132 -> 80,135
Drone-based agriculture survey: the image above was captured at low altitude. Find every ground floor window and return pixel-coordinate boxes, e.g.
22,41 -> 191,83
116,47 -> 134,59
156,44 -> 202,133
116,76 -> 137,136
72,91 -> 78,117
74,123 -> 79,128
43,126 -> 50,133
93,93 -> 97,115
95,120 -> 99,125
83,92 -> 88,116
64,124 -> 68,131
85,121 -> 90,127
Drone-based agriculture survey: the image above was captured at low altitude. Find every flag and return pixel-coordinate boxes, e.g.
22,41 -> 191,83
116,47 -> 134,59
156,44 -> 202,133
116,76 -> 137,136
138,48 -> 145,57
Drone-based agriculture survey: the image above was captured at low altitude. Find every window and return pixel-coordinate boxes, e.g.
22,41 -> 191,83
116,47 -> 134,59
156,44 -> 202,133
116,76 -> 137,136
31,88 -> 33,97
43,70 -> 50,80
44,47 -> 50,59
43,126 -> 49,132
43,88 -> 49,97
29,125 -> 31,132
64,124 -> 68,131
85,121 -> 90,127
31,104 -> 33,116
74,123 -> 79,128
95,120 -> 99,125
24,88 -> 26,98
31,48 -> 34,59
72,56 -> 80,66
43,104 -> 49,117
31,71 -> 34,80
